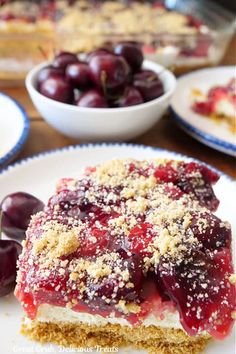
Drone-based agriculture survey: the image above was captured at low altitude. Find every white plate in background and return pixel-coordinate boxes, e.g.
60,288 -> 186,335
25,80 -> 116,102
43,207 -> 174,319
171,67 -> 236,156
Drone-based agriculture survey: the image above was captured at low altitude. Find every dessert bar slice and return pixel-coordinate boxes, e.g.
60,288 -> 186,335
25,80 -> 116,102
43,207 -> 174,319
15,159 -> 236,354
192,78 -> 236,134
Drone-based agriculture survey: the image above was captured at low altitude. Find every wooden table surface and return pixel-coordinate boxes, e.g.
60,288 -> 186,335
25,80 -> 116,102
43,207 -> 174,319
1,37 -> 236,178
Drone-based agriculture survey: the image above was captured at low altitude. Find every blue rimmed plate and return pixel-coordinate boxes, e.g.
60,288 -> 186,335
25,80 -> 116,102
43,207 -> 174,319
0,143 -> 235,354
170,67 -> 236,157
0,92 -> 30,168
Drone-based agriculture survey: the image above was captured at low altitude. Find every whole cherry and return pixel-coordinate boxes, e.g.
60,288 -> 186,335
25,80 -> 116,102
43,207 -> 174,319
115,86 -> 143,107
1,192 -> 44,240
133,70 -> 164,102
86,48 -> 111,63
0,239 -> 22,297
114,42 -> 144,72
75,89 -> 108,108
36,48 -> 165,107
39,77 -> 74,103
52,51 -> 78,70
89,53 -> 130,96
0,191 -> 45,296
37,66 -> 64,87
66,62 -> 92,89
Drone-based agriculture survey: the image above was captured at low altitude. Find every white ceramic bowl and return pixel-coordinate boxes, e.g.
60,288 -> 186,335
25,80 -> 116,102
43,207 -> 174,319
26,60 -> 176,141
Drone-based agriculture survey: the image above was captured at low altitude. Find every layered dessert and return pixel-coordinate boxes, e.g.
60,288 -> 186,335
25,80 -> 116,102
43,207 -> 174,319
0,0 -> 56,82
57,0 -> 216,72
192,78 -> 236,134
15,159 -> 236,354
1,0 -> 233,83
0,0 -> 55,32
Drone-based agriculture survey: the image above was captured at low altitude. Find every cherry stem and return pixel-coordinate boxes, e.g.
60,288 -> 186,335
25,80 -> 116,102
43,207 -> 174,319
101,70 -> 108,97
38,46 -> 48,60
147,74 -> 158,82
0,210 -> 2,240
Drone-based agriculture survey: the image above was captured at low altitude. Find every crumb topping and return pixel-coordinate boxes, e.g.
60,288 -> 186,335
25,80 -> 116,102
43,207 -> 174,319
57,1 -> 207,39
116,300 -> 141,315
229,274 -> 236,285
33,221 -> 80,259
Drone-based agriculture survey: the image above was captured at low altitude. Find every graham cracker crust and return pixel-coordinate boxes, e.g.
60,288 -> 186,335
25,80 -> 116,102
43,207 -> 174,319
21,320 -> 211,354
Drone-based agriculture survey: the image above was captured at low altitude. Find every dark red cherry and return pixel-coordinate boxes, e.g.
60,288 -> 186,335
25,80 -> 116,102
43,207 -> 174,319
115,86 -> 143,107
87,48 -> 111,63
114,42 -> 143,72
133,70 -> 164,102
191,163 -> 219,185
134,70 -> 158,81
1,192 -> 44,240
52,52 -> 78,70
0,240 -> 22,297
177,162 -> 219,211
190,212 -> 231,249
87,254 -> 142,309
154,163 -> 178,183
158,248 -> 235,339
89,54 -> 130,96
66,62 -> 92,89
163,185 -> 184,200
48,189 -> 85,211
39,77 -> 73,103
128,223 -> 154,257
75,89 -> 108,108
37,65 -> 64,87
78,228 -> 110,257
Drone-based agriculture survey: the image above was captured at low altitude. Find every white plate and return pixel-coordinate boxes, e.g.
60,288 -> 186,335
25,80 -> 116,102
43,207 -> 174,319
0,92 -> 30,168
0,143 -> 235,354
170,67 -> 236,156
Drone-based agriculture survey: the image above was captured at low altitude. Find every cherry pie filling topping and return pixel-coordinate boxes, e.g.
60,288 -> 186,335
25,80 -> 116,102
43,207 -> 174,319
15,159 -> 236,340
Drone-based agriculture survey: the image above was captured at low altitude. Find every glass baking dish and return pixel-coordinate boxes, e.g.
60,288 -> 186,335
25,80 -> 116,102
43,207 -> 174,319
0,0 -> 235,86
0,0 -> 56,86
0,33 -> 55,86
55,0 -> 236,74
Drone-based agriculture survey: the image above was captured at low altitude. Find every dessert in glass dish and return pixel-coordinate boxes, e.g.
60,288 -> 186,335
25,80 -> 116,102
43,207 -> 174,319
0,0 -> 57,84
191,78 -> 236,134
15,159 -> 236,354
0,0 -> 235,85
55,0 -> 235,73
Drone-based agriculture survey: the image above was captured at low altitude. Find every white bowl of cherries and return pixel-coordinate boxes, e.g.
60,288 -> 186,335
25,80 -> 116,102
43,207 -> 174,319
26,42 -> 176,141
